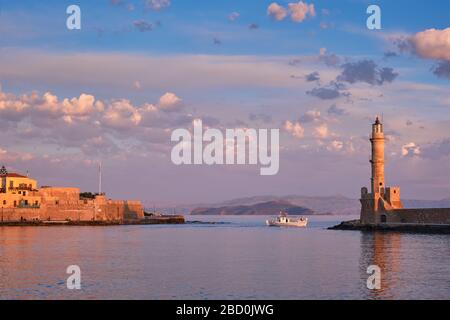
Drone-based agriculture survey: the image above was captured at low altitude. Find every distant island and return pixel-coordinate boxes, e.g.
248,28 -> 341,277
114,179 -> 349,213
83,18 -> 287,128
190,200 -> 315,216
170,194 -> 450,216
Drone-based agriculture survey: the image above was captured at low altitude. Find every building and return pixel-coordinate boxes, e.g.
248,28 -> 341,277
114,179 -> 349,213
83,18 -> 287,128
360,118 -> 450,225
0,166 -> 144,223
0,167 -> 39,209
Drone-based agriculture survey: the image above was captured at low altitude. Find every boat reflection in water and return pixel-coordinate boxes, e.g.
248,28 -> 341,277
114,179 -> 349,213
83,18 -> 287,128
266,212 -> 308,228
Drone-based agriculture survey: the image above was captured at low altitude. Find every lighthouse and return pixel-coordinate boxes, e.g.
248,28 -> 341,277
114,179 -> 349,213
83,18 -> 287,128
360,117 -> 403,224
370,117 -> 385,211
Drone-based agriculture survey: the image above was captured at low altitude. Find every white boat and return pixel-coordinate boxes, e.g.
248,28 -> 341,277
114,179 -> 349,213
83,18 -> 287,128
266,212 -> 308,228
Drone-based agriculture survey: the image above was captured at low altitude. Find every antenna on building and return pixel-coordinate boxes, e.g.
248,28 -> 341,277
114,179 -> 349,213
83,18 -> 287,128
98,161 -> 102,195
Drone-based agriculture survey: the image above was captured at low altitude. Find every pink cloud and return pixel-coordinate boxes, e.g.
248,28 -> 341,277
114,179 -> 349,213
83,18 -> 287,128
267,3 -> 287,21
158,92 -> 183,112
284,120 -> 305,139
288,1 -> 316,23
411,28 -> 450,61
267,1 -> 315,23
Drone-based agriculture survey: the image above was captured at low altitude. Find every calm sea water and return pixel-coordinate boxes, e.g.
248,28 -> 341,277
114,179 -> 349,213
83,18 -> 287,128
0,215 -> 449,300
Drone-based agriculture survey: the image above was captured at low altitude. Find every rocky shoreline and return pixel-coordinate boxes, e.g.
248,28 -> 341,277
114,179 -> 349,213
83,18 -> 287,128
329,219 -> 450,234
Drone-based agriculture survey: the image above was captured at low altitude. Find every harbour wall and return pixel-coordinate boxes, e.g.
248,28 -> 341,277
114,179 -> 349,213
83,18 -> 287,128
383,208 -> 450,225
0,200 -> 144,223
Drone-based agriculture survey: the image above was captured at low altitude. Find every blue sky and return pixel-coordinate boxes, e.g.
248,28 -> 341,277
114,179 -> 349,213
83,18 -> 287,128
0,0 -> 449,204
1,0 -> 449,55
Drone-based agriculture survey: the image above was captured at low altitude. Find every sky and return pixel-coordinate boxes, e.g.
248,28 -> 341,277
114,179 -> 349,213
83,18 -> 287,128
0,0 -> 449,205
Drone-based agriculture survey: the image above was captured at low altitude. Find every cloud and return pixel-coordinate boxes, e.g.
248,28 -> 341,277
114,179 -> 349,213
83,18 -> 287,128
392,28 -> 450,62
158,92 -> 182,112
267,3 -> 288,21
228,12 -> 240,22
388,28 -> 450,80
0,87 -> 188,156
102,99 -> 142,130
313,123 -> 329,139
337,60 -> 398,86
305,71 -> 320,82
327,140 -> 344,152
432,61 -> 450,79
378,67 -> 398,83
0,89 -> 100,122
384,51 -> 398,59
249,23 -> 259,30
288,1 -> 315,23
0,148 -> 34,162
421,139 -> 450,159
410,28 -> 450,61
133,80 -> 142,90
267,1 -> 315,23
213,37 -> 222,45
307,81 -> 348,100
307,87 -> 340,100
110,0 -> 134,11
144,0 -> 171,11
284,120 -> 304,139
133,20 -> 153,32
327,104 -> 347,116
402,142 -> 421,157
249,113 -> 272,123
318,48 -> 340,67
300,110 -> 321,123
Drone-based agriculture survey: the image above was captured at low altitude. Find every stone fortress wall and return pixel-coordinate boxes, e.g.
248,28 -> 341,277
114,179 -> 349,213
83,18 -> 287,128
383,208 -> 450,225
0,185 -> 144,223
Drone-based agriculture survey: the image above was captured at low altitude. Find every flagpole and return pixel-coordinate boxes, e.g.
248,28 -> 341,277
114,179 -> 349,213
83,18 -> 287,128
99,161 -> 102,195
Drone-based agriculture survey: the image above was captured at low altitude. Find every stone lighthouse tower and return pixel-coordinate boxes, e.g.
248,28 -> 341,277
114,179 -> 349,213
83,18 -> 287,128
360,117 -> 403,224
370,117 -> 385,211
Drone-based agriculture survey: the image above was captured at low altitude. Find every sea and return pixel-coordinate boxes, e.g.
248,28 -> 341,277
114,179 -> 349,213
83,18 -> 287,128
0,215 -> 449,300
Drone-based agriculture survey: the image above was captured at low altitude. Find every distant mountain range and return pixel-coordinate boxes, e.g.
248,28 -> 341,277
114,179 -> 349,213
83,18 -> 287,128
151,194 -> 450,216
191,200 -> 314,216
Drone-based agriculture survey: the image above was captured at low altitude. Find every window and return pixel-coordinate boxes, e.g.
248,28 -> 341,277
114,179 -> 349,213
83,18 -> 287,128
23,191 -> 26,196
55,200 -> 59,205
19,191 -> 22,195
381,215 -> 387,223
13,201 -> 17,207
9,181 -> 13,189
24,200 -> 28,206
2,200 -> 6,205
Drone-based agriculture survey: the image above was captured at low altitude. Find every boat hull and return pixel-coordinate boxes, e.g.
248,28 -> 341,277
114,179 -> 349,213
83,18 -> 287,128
266,219 -> 308,228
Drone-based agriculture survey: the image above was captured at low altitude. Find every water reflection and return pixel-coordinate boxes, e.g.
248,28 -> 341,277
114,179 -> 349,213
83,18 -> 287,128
0,217 -> 449,300
360,232 -> 403,299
